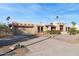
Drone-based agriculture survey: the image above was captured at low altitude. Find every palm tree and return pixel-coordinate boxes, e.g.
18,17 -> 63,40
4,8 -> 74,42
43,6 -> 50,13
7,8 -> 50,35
50,23 -> 53,25
71,21 -> 76,27
6,16 -> 10,25
56,16 -> 59,19
6,16 -> 11,34
56,16 -> 59,21
69,21 -> 77,35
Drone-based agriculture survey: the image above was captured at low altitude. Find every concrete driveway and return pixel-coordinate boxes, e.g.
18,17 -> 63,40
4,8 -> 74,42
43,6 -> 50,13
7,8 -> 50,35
25,37 -> 79,56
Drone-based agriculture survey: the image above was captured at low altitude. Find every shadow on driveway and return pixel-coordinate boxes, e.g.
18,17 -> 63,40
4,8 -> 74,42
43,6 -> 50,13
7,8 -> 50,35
0,35 -> 39,47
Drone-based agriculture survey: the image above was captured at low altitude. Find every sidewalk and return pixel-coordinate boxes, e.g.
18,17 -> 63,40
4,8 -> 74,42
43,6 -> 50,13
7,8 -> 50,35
20,36 -> 50,46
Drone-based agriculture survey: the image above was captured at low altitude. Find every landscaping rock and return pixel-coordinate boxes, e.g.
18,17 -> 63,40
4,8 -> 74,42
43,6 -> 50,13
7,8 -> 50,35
54,34 -> 79,44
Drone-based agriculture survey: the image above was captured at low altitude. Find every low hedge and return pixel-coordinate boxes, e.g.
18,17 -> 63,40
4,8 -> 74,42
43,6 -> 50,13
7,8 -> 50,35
68,28 -> 79,35
76,30 -> 79,34
46,30 -> 61,34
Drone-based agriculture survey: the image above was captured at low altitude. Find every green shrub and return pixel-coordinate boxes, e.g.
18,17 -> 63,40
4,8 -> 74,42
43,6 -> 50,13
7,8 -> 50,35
76,30 -> 79,34
68,28 -> 76,35
46,30 -> 51,34
46,30 -> 61,34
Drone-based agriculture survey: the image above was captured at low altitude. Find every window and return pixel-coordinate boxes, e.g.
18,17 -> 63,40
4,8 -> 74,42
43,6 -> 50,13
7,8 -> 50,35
51,26 -> 56,30
28,24 -> 30,25
16,24 -> 18,26
32,24 -> 33,26
24,24 -> 27,26
46,26 -> 48,28
20,24 -> 22,26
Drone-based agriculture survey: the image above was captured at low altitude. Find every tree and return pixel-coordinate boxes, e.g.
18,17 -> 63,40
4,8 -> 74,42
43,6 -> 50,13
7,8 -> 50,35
68,28 -> 76,35
71,21 -> 76,27
56,16 -> 59,21
68,21 -> 77,35
50,23 -> 53,25
6,16 -> 11,33
6,16 -> 10,21
6,16 -> 10,25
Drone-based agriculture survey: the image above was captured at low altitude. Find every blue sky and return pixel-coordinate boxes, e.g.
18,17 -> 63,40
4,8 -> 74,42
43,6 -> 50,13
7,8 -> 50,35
0,3 -> 79,25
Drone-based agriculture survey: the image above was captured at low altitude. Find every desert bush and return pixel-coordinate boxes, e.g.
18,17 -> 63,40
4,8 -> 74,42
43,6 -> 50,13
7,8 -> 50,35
76,30 -> 79,34
46,30 -> 61,34
68,28 -> 76,35
0,23 -> 11,37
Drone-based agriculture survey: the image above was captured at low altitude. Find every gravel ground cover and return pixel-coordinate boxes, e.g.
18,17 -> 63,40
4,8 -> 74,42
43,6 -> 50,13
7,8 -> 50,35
53,34 -> 79,44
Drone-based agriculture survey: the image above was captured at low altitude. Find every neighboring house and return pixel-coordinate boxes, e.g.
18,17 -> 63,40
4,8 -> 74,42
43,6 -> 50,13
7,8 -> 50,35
11,22 -> 70,35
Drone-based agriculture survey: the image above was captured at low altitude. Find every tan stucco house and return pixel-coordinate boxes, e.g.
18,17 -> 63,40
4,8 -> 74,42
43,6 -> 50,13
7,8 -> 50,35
11,22 -> 70,35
